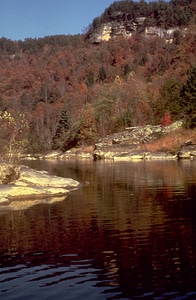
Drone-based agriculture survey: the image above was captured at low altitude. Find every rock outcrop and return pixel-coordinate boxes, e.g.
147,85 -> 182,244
0,165 -> 80,210
0,164 -> 20,184
88,19 -> 184,44
20,121 -> 196,161
93,121 -> 187,160
178,143 -> 196,159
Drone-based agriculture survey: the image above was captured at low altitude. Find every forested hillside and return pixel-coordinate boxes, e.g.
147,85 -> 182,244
0,0 -> 195,157
87,0 -> 195,36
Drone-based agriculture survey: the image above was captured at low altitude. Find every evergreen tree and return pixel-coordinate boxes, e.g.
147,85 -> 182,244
180,66 -> 196,127
160,78 -> 182,119
98,65 -> 107,82
85,70 -> 95,87
124,63 -> 132,80
52,106 -> 69,149
173,30 -> 182,45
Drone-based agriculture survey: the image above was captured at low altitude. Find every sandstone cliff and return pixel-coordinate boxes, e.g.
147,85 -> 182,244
88,19 -> 186,44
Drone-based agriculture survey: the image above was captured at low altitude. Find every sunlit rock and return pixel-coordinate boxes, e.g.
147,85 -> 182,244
146,152 -> 177,160
41,150 -> 63,159
93,121 -> 185,160
0,164 -> 20,184
18,166 -> 79,188
88,16 -> 186,44
178,144 -> 196,159
0,166 -> 80,209
113,150 -> 148,161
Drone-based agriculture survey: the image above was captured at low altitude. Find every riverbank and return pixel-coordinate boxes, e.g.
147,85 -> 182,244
1,122 -> 196,209
23,122 -> 196,161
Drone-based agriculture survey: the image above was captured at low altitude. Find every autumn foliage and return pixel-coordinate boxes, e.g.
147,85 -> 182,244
0,1 -> 195,154
0,111 -> 29,162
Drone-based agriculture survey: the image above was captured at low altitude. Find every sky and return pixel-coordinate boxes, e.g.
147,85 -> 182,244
0,0 -> 116,41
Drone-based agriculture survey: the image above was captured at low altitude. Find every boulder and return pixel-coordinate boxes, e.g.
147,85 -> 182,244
0,165 -> 80,210
18,166 -> 80,188
178,144 -> 196,159
0,164 -> 20,184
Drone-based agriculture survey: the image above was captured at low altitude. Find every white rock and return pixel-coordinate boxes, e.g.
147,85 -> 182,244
0,166 -> 80,210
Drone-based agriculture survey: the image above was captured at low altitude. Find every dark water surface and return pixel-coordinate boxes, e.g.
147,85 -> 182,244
0,159 -> 196,299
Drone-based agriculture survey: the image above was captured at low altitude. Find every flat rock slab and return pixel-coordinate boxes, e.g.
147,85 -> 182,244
0,165 -> 80,210
18,166 -> 80,188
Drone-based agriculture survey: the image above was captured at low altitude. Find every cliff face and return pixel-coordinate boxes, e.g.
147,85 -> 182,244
87,0 -> 194,43
88,19 -> 182,43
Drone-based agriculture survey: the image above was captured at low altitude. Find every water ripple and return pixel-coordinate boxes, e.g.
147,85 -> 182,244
1,160 -> 196,299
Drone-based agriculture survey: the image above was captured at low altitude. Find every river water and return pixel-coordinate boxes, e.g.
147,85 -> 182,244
0,159 -> 196,300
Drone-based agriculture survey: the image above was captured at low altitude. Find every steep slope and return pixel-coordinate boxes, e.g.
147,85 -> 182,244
0,0 -> 195,156
86,0 -> 195,43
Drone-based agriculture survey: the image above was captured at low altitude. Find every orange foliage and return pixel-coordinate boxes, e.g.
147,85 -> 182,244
161,111 -> 173,126
143,129 -> 196,153
0,28 -> 195,151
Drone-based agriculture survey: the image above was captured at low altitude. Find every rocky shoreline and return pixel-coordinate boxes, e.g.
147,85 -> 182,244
24,121 -> 196,161
1,121 -> 196,210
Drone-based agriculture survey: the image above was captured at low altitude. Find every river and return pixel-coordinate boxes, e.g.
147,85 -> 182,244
0,159 -> 196,299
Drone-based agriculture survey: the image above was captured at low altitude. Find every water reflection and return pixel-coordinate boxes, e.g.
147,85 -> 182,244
0,159 -> 196,299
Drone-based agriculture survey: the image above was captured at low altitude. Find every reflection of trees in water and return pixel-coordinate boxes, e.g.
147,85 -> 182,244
0,159 -> 196,293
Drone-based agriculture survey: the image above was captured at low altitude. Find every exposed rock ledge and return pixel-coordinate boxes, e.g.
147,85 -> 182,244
22,121 -> 196,161
0,165 -> 80,210
92,122 -> 196,160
